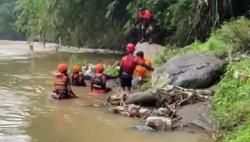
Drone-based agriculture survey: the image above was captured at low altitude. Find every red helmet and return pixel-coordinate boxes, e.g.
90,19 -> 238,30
72,64 -> 80,73
126,43 -> 136,52
57,63 -> 68,73
95,63 -> 104,73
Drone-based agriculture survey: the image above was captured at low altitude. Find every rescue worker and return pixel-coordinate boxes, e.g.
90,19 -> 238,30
91,63 -> 111,94
70,64 -> 86,86
133,51 -> 153,88
119,43 -> 137,95
52,63 -> 78,99
119,43 -> 153,96
138,7 -> 154,43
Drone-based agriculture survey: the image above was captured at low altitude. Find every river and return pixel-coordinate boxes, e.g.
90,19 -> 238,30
0,40 -> 211,142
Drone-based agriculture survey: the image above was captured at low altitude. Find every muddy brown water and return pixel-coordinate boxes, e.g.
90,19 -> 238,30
0,41 -> 212,142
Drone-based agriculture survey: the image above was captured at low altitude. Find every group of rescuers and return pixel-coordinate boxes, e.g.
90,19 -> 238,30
52,8 -> 154,99
52,43 -> 154,100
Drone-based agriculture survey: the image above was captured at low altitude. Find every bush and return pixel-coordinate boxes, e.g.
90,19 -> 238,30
139,80 -> 152,91
215,18 -> 250,52
104,66 -> 119,76
212,58 -> 250,141
154,18 -> 250,66
69,55 -> 87,70
223,122 -> 250,142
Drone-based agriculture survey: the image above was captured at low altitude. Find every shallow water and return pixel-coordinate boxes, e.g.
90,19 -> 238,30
0,41 -> 212,142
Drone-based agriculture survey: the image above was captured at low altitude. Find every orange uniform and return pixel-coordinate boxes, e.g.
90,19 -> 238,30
134,58 -> 152,79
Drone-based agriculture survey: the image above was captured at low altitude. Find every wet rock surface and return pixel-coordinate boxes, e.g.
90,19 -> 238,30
154,52 -> 224,89
135,42 -> 165,61
146,116 -> 172,131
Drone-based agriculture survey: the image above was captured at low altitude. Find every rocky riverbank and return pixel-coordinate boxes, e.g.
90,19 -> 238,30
106,43 -> 223,133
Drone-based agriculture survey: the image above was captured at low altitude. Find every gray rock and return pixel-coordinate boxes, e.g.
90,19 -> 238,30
135,42 -> 165,61
133,125 -> 155,132
154,52 -> 224,89
145,116 -> 172,131
110,106 -> 126,114
138,108 -> 152,118
153,107 -> 175,117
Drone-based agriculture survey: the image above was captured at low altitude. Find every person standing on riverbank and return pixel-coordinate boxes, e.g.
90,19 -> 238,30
119,43 -> 154,104
138,7 -> 154,43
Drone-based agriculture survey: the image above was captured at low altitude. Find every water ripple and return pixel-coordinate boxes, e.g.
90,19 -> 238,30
0,90 -> 32,142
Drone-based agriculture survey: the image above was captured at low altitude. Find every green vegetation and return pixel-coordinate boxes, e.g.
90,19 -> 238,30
69,55 -> 87,69
152,18 -> 250,141
154,18 -> 250,66
69,55 -> 119,76
1,0 -> 250,48
104,66 -> 119,76
213,58 -> 250,142
0,0 -> 23,40
139,80 -> 152,91
0,0 -> 250,141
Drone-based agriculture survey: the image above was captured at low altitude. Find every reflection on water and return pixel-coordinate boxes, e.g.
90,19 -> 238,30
0,41 -> 211,142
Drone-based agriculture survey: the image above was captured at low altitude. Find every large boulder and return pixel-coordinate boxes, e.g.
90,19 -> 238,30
135,42 -> 165,61
154,52 -> 224,89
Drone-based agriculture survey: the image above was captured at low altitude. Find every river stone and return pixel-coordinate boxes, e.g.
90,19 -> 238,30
145,116 -> 172,131
133,125 -> 155,132
139,108 -> 152,118
154,52 -> 224,89
135,42 -> 165,61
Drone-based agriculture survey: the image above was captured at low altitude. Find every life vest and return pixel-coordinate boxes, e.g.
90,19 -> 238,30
54,74 -> 67,91
92,73 -> 106,89
121,55 -> 137,75
134,58 -> 152,79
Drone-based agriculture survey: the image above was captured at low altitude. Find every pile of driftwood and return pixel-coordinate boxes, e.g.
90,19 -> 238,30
107,85 -> 212,131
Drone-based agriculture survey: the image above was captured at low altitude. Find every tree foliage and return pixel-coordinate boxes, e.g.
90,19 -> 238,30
0,0 -> 249,48
0,0 -> 24,40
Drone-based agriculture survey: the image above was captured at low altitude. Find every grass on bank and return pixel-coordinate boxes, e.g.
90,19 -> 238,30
212,58 -> 250,142
154,17 -> 250,66
152,17 -> 250,142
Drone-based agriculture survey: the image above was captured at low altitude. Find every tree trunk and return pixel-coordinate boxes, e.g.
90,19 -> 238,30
43,33 -> 46,48
56,36 -> 61,52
